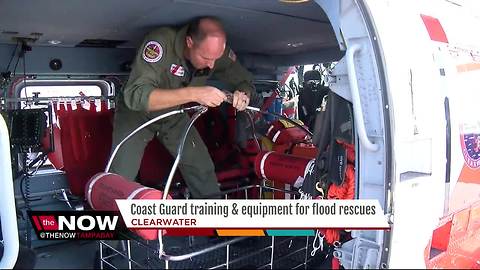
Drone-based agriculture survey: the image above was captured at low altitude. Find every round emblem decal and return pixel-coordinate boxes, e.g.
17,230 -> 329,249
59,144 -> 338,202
460,124 -> 480,169
142,41 -> 163,63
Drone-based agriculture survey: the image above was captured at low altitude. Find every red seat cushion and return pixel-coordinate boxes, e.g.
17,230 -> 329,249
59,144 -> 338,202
137,138 -> 182,188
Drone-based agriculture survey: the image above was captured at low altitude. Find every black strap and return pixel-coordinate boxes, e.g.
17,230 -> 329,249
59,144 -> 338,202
300,91 -> 354,196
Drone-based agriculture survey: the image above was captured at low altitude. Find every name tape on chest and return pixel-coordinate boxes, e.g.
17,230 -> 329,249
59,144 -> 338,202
170,64 -> 185,77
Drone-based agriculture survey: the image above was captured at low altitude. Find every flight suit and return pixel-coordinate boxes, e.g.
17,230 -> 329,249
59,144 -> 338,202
110,24 -> 254,198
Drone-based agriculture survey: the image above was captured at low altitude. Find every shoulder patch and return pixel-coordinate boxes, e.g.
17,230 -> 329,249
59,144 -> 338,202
228,49 -> 237,62
460,123 -> 480,169
142,41 -> 163,63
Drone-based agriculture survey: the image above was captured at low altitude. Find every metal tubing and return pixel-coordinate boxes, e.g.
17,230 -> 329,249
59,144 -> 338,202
163,106 -> 207,199
105,105 -> 204,172
160,237 -> 248,261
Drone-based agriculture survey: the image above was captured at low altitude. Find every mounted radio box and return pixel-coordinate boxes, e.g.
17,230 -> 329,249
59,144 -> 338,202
7,108 -> 47,151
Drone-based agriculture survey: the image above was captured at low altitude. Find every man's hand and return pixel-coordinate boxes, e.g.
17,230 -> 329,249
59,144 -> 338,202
195,86 -> 227,107
232,90 -> 250,111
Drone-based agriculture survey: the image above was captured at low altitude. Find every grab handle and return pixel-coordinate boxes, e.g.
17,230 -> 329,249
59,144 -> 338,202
346,43 -> 379,152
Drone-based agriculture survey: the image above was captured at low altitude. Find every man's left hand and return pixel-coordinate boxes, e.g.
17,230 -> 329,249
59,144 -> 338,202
232,90 -> 250,111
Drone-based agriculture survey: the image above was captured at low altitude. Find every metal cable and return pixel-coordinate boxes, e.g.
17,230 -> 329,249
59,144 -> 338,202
244,110 -> 262,152
4,42 -> 19,72
222,90 -> 312,138
245,105 -> 313,137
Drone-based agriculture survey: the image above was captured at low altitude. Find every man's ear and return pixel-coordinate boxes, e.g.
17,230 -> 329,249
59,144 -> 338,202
186,36 -> 194,49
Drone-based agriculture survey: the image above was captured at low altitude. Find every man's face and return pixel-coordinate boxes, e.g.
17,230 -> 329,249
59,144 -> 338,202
186,35 -> 225,70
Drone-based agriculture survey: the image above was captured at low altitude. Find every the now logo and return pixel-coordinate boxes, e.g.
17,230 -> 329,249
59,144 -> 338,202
58,215 -> 118,231
28,211 -> 124,240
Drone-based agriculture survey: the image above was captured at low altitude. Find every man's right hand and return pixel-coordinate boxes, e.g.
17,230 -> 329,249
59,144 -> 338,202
194,86 -> 227,107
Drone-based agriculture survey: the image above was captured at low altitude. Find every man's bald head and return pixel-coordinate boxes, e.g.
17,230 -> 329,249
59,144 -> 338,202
186,16 -> 226,44
185,16 -> 227,69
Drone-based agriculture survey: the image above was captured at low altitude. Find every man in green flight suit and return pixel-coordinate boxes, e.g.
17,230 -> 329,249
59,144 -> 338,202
110,16 -> 255,198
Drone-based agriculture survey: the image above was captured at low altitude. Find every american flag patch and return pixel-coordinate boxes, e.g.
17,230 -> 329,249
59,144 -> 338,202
228,49 -> 237,62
